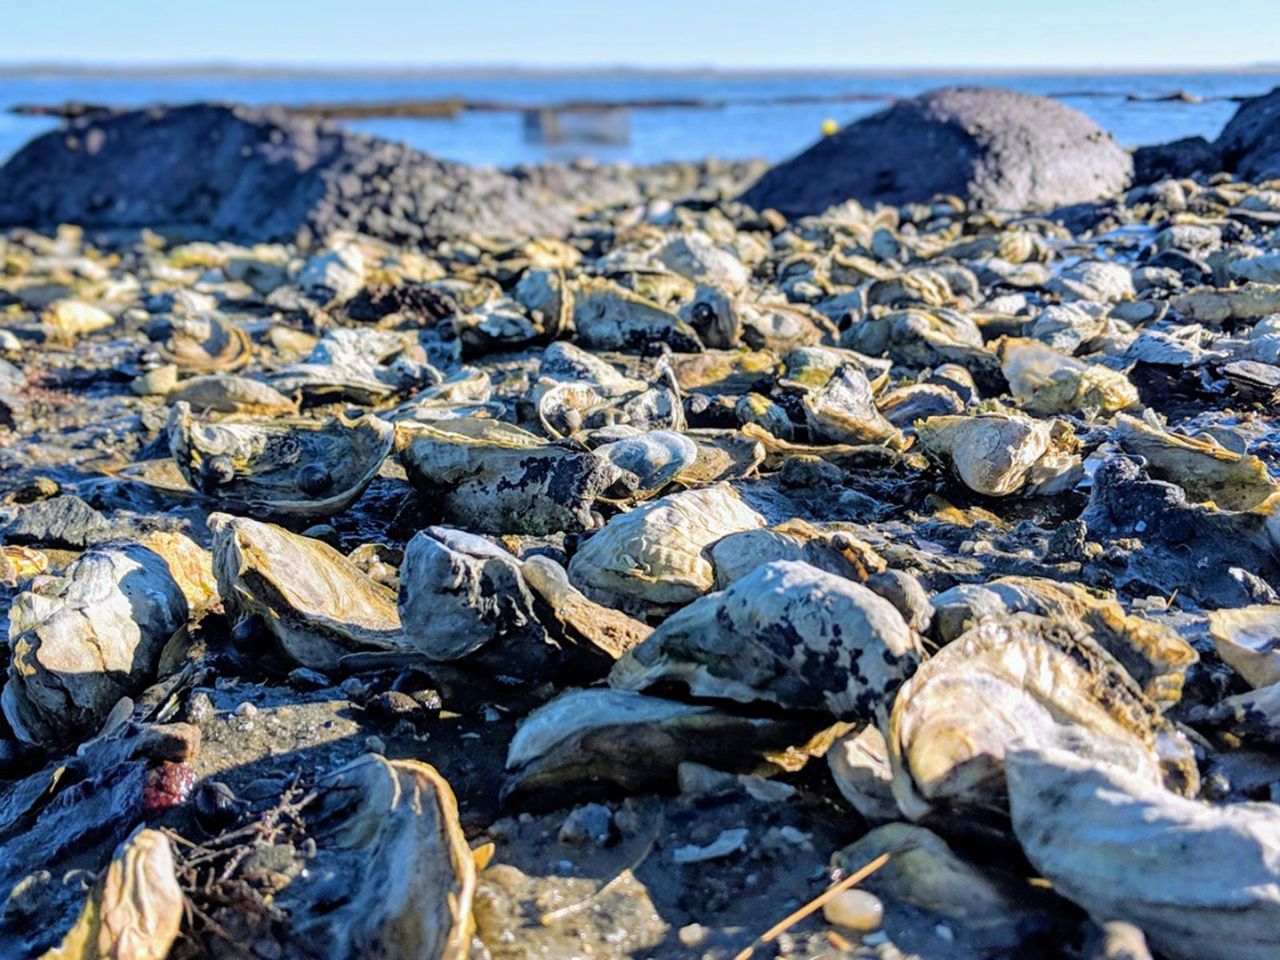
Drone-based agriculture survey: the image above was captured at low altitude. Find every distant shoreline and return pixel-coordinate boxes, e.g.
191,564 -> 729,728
1,62 -> 1279,80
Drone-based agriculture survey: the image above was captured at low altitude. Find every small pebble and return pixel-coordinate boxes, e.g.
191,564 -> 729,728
365,735 -> 387,754
677,923 -> 708,947
232,701 -> 258,718
822,889 -> 884,932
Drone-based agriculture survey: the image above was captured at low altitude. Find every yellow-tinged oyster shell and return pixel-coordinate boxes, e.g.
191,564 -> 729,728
40,828 -> 182,960
930,576 -> 1197,706
210,514 -> 404,670
1114,412 -> 1279,511
288,754 -> 475,960
999,338 -> 1138,416
566,482 -> 765,615
1208,605 -> 1280,688
1008,747 -> 1280,960
916,412 -> 1081,496
610,560 -> 922,718
169,402 -> 393,518
886,614 -> 1197,823
43,299 -> 114,337
0,544 -> 47,585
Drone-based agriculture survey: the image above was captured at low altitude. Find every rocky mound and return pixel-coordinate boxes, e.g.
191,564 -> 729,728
1216,86 -> 1280,181
738,86 -> 1133,216
0,103 -> 575,245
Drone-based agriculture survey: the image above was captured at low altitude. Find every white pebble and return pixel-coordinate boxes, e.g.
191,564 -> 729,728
823,889 -> 884,931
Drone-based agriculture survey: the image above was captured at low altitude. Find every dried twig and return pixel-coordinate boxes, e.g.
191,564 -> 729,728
731,851 -> 892,960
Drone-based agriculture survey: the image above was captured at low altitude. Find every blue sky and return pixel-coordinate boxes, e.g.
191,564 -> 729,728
5,0 -> 1279,69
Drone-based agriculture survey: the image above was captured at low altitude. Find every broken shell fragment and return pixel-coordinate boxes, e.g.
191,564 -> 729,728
168,402 -> 394,518
610,560 -> 923,719
1008,748 -> 1280,960
210,514 -> 404,670
887,614 -> 1196,823
567,482 -> 765,615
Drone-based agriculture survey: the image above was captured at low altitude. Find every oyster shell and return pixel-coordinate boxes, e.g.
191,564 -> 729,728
520,554 -> 652,660
271,328 -> 438,403
610,560 -> 922,719
827,725 -> 899,824
395,418 -> 619,535
502,688 -> 818,802
210,514 -> 403,670
1113,413 -> 1279,511
708,519 -> 886,589
571,276 -> 701,352
155,313 -> 251,373
916,412 -> 1082,496
1208,605 -> 1280,688
591,429 -> 698,497
285,754 -> 475,960
1008,748 -> 1280,960
169,402 -> 394,518
164,373 -> 299,415
2,536 -> 202,743
802,364 -> 906,449
845,308 -> 992,371
999,338 -> 1138,416
397,526 -> 556,672
930,576 -> 1197,705
39,828 -> 182,960
886,614 -> 1197,823
566,483 -> 765,615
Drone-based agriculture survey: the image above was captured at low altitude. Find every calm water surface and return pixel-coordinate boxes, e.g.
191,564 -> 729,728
0,70 -> 1277,167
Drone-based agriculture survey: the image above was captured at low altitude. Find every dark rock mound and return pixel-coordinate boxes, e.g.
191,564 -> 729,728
1216,86 -> 1280,181
0,103 -> 573,245
739,86 -> 1132,216
1131,136 -> 1222,185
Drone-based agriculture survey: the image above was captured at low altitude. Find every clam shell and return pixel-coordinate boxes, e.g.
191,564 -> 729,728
610,559 -> 922,718
395,418 -> 619,535
1008,747 -> 1280,960
169,402 -> 394,518
156,313 -> 251,373
210,514 -> 403,670
886,613 -> 1197,823
566,482 -> 765,615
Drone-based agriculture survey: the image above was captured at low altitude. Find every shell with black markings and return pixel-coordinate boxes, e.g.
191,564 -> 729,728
610,559 -> 923,718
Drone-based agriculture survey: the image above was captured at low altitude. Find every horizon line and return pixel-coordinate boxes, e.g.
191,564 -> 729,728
1,61 -> 1280,78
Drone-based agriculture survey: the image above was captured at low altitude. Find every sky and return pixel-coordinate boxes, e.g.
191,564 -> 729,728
4,0 -> 1279,71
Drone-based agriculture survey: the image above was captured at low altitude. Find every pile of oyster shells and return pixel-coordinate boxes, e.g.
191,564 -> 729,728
4,167 -> 1280,960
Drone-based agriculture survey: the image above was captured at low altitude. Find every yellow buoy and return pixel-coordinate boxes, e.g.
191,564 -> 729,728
821,118 -> 839,136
